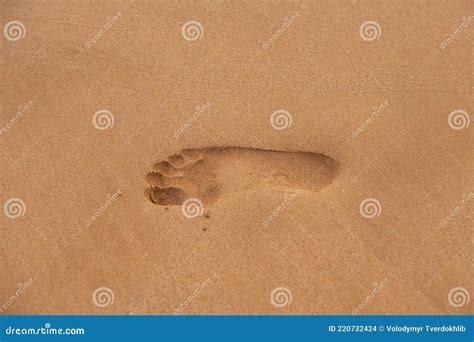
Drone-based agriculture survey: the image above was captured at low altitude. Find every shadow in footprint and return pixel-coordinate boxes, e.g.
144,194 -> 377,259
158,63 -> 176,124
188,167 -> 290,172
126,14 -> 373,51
145,147 -> 339,206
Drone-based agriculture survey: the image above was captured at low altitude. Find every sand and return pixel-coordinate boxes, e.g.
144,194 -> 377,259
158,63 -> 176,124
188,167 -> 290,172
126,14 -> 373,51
0,1 -> 472,315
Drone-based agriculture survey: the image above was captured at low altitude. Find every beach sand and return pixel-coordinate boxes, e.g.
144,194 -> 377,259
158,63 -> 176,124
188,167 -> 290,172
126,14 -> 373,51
0,0 -> 472,315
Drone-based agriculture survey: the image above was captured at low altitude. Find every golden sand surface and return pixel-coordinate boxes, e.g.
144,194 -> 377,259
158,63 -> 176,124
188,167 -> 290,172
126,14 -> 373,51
0,0 -> 472,315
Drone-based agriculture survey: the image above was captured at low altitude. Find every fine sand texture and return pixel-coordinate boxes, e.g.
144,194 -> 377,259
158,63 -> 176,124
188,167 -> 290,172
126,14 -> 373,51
0,0 -> 472,315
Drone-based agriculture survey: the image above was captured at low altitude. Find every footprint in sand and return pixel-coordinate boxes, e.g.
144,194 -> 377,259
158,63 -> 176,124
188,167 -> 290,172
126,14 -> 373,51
145,147 -> 339,206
